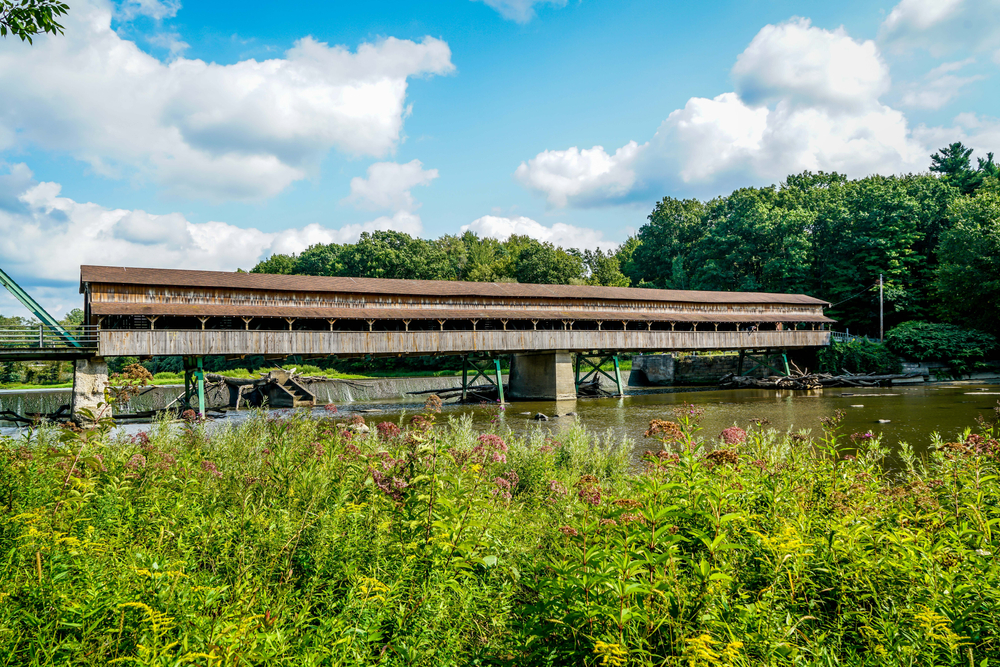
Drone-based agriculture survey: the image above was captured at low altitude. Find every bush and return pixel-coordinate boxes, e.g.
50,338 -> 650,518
5,408 -> 1000,664
885,321 -> 997,375
816,338 -> 902,374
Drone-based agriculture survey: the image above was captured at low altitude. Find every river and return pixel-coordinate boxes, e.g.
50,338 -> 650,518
2,380 -> 996,458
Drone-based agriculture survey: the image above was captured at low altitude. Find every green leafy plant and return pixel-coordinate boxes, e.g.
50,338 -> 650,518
885,320 -> 997,375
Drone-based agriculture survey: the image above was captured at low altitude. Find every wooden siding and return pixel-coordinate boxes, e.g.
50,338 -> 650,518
99,329 -> 832,358
88,284 -> 831,322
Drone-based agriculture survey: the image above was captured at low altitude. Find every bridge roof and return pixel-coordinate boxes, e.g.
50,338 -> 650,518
81,265 -> 830,306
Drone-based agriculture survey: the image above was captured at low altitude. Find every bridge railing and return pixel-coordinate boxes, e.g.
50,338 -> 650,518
0,325 -> 100,350
830,331 -> 881,344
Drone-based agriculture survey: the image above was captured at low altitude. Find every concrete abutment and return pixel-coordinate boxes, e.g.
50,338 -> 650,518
71,357 -> 108,425
508,351 -> 577,401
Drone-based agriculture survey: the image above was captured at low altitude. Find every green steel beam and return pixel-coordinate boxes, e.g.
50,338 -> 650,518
0,266 -> 81,347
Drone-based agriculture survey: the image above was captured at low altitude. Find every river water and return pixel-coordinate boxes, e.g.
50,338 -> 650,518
3,381 -> 997,457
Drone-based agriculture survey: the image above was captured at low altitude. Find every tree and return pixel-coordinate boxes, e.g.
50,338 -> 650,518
690,187 -> 813,294
625,197 -> 707,288
584,249 -> 630,287
251,253 -> 298,275
930,142 -> 980,195
0,0 -> 69,43
509,237 -> 584,285
936,188 -> 1000,336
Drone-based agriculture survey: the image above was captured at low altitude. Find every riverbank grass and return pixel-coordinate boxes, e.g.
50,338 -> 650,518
1,403 -> 999,665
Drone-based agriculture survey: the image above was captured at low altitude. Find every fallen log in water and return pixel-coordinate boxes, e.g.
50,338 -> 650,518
719,371 -> 921,390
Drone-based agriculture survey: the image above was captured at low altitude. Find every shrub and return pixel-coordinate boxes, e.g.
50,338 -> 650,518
816,338 -> 902,374
885,320 -> 998,375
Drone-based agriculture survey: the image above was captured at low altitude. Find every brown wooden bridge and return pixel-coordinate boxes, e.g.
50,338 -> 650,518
60,265 -> 835,416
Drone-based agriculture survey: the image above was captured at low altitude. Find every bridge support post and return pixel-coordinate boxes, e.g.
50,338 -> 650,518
575,352 -> 626,397
461,355 -> 468,403
494,358 -> 505,405
509,352 -> 575,401
612,355 -> 624,397
182,356 -> 206,418
71,356 -> 108,426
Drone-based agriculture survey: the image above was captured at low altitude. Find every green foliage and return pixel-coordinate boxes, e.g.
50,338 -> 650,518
815,339 -> 902,375
4,408 -> 1000,665
885,321 -> 997,375
0,0 -> 68,43
935,188 -> 1000,337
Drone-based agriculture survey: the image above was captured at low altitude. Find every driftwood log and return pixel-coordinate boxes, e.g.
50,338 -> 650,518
719,368 -> 921,390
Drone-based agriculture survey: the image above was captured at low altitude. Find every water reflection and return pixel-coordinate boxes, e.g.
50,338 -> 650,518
2,382 -> 996,460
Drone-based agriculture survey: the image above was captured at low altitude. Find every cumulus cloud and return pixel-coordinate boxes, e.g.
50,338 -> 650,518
344,160 -> 439,212
461,215 -> 617,252
900,59 -> 985,109
0,163 -> 423,313
913,112 -> 1000,161
515,18 -> 928,206
0,0 -> 454,201
880,0 -> 1000,58
471,0 -> 567,23
514,144 -> 640,207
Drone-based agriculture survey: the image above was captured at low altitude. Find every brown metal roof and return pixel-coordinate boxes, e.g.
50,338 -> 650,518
80,265 -> 830,306
91,302 -> 835,323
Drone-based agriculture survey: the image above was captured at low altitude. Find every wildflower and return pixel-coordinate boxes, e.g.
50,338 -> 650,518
558,525 -> 579,537
600,518 -> 618,527
850,431 -> 875,444
547,480 -> 567,497
820,410 -> 846,429
750,416 -> 771,427
338,443 -> 363,461
491,470 -> 518,502
620,513 -> 645,524
376,421 -> 401,439
126,454 -> 146,470
615,498 -> 642,509
181,409 -> 199,422
200,460 -> 222,479
472,433 -> 508,464
593,640 -> 627,666
410,414 -> 434,432
719,426 -> 746,445
645,419 -> 683,443
423,394 -> 442,413
576,475 -> 602,507
323,403 -> 338,414
348,414 -> 366,426
310,442 -> 326,459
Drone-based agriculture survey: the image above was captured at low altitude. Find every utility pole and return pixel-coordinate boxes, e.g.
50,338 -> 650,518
879,274 -> 884,341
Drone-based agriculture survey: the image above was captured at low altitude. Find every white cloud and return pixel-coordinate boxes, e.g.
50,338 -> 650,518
515,18 -> 928,206
733,18 -> 890,110
514,143 -> 640,207
471,0 -> 567,23
461,215 -> 617,252
344,160 -> 438,212
0,0 -> 454,201
913,112 -> 1000,160
0,164 -> 424,315
900,58 -> 985,109
880,0 -> 1000,58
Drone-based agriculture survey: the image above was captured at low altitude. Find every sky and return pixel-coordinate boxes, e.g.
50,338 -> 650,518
0,0 -> 998,319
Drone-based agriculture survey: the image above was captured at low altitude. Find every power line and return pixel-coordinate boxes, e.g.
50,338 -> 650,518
828,283 -> 877,308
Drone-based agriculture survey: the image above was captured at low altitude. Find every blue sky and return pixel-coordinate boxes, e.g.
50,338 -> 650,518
0,0 -> 998,318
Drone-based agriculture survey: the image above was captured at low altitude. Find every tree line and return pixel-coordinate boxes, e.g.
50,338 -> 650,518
247,141 -> 996,339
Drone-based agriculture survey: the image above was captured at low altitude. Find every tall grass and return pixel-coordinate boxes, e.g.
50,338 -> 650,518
1,401 -> 998,665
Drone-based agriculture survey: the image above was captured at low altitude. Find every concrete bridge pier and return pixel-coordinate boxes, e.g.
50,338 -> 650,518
509,351 -> 577,401
71,356 -> 108,425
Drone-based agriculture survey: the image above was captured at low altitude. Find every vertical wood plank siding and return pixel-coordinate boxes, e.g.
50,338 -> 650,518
99,330 -> 832,358
89,285 -> 826,320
